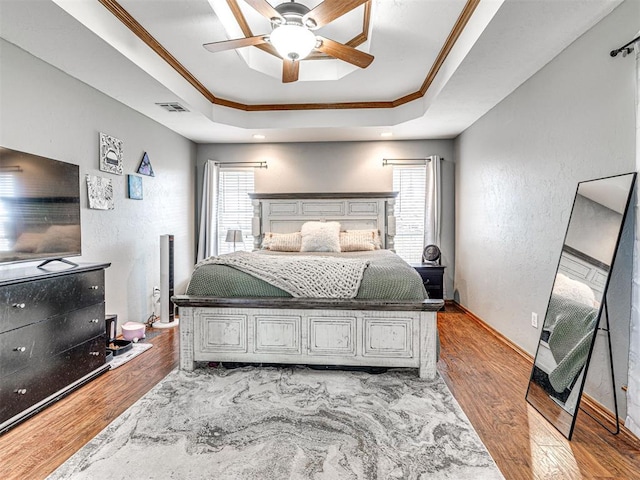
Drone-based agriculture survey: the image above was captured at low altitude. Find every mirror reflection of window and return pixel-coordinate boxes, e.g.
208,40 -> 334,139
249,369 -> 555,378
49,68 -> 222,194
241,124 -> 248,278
0,171 -> 16,252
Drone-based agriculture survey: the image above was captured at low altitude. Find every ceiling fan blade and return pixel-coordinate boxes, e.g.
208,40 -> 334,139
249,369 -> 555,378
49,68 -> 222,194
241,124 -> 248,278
303,0 -> 368,29
315,36 -> 374,68
244,0 -> 283,22
203,35 -> 267,53
282,59 -> 299,83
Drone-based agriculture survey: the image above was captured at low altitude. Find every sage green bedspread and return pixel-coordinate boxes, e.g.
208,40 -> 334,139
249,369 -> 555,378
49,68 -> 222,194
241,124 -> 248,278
186,250 -> 427,300
545,293 -> 599,393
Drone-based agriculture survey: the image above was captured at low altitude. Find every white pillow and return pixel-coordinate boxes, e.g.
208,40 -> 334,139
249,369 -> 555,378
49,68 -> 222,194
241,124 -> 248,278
553,272 -> 597,307
300,221 -> 341,252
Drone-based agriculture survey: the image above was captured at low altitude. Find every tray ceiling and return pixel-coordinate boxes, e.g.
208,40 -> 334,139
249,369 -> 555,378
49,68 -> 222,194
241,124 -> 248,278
0,0 -> 622,143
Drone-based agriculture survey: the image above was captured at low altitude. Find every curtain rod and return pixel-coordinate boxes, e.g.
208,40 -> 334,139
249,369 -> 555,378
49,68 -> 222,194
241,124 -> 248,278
214,161 -> 268,169
382,158 -> 435,166
610,35 -> 639,57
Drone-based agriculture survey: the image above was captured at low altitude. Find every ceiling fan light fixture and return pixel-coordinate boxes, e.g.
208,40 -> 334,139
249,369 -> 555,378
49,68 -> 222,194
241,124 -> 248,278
270,24 -> 316,61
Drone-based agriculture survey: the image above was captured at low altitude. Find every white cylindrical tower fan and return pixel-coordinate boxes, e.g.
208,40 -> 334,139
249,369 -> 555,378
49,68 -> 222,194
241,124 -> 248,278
153,234 -> 179,328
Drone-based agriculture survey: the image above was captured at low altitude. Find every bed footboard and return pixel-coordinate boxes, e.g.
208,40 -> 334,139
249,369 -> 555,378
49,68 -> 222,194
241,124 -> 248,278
173,297 -> 443,379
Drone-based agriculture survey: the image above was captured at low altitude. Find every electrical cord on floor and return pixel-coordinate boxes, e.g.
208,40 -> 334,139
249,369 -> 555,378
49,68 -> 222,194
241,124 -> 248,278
146,289 -> 161,327
145,313 -> 159,327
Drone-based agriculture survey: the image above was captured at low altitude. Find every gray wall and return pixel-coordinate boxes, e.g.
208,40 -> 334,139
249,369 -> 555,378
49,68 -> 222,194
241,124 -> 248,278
197,140 -> 456,297
0,39 -> 196,325
454,0 -> 637,417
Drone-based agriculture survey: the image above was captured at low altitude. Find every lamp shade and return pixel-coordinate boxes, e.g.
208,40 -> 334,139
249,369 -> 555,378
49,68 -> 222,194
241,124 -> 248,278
225,229 -> 243,243
270,25 -> 316,61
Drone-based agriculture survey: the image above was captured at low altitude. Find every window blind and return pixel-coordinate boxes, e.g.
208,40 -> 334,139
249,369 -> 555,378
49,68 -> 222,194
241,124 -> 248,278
0,173 -> 14,251
392,166 -> 426,263
217,170 -> 254,255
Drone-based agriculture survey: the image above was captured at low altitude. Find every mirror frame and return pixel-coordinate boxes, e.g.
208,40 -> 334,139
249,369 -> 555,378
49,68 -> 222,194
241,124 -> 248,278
526,172 -> 637,440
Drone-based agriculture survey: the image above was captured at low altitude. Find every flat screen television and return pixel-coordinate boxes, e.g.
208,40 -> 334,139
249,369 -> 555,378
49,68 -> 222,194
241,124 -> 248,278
0,146 -> 81,266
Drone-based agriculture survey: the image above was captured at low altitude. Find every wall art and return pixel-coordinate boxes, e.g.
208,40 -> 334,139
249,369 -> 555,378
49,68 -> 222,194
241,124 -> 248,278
127,174 -> 143,200
137,151 -> 155,177
86,174 -> 114,210
99,132 -> 123,175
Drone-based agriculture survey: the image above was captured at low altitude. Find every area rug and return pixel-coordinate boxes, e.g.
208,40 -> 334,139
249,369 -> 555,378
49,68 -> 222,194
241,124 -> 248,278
48,366 -> 504,480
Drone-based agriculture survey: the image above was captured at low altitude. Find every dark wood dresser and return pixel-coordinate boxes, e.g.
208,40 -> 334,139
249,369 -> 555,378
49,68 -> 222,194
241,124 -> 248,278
411,263 -> 446,301
0,262 -> 110,434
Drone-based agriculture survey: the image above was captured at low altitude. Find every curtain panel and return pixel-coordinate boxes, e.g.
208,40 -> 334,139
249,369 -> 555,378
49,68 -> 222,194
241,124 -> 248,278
196,160 -> 219,262
626,36 -> 640,438
424,155 -> 442,249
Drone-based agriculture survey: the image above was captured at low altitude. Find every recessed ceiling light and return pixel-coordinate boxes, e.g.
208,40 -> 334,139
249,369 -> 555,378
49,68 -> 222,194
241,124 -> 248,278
253,134 -> 266,140
381,132 -> 393,138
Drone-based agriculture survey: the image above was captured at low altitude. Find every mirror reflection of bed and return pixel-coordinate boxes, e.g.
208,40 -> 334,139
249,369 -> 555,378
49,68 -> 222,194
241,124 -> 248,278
532,258 -> 602,412
526,172 -> 636,440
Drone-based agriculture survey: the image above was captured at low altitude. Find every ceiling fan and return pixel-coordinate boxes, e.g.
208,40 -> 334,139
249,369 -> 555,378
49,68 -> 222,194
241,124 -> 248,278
203,0 -> 374,83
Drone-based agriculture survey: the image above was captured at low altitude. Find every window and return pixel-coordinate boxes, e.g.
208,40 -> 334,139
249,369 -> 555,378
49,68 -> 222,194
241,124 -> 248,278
0,173 -> 15,252
217,169 -> 254,255
392,166 -> 426,263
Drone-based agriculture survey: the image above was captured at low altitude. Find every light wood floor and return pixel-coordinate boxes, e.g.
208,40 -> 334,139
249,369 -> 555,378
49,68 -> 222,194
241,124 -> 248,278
1,307 -> 639,479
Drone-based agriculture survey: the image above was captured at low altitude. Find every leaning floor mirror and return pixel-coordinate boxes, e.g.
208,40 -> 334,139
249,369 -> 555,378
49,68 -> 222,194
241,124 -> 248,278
526,172 -> 637,439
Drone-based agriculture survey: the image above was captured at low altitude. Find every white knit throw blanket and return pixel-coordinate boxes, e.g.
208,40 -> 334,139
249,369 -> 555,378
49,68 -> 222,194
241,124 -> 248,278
196,251 -> 370,298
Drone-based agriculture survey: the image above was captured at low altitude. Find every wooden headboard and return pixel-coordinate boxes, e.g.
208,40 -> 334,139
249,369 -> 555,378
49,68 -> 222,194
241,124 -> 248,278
558,245 -> 609,297
248,192 -> 398,251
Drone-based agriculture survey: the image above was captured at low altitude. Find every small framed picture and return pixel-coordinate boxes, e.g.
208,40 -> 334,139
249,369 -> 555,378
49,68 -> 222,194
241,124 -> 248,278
99,132 -> 123,175
86,175 -> 114,210
127,174 -> 143,200
137,151 -> 155,177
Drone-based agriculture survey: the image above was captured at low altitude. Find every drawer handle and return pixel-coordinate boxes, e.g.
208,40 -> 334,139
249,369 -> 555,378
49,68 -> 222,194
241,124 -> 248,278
15,389 -> 27,395
89,285 -> 99,290
89,351 -> 100,356
424,279 -> 430,284
12,303 -> 26,309
14,346 -> 27,352
90,318 -> 100,324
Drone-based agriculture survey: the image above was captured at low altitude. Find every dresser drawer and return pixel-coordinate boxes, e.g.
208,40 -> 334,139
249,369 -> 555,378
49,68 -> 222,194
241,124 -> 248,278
0,334 -> 106,424
0,303 -> 105,377
0,270 -> 105,333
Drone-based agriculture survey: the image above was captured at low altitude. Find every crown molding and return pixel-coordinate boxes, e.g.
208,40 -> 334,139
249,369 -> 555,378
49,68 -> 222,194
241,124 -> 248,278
98,0 -> 480,112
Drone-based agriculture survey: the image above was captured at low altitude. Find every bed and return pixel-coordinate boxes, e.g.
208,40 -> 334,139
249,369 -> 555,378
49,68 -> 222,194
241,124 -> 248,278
172,192 -> 443,379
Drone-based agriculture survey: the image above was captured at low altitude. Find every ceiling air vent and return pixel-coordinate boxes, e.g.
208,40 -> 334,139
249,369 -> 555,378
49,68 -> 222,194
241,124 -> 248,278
156,102 -> 189,113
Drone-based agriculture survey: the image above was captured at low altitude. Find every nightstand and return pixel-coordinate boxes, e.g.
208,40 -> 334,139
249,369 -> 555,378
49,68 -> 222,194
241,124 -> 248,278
411,264 -> 445,301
